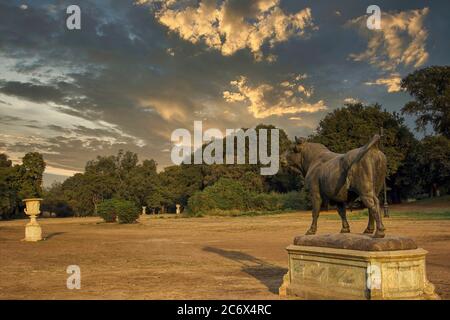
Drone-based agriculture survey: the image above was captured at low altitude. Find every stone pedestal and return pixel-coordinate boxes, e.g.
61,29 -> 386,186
279,234 -> 439,300
25,217 -> 42,242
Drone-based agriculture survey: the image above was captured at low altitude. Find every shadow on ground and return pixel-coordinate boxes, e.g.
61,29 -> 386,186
44,232 -> 66,240
203,246 -> 287,294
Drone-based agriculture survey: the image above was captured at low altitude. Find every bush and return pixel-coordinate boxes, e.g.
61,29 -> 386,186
187,192 -> 215,216
240,172 -> 265,193
97,199 -> 118,222
282,190 -> 311,210
97,199 -> 139,224
116,200 -> 139,224
247,191 -> 310,211
248,193 -> 283,211
187,177 -> 312,215
207,178 -> 249,210
188,178 -> 249,215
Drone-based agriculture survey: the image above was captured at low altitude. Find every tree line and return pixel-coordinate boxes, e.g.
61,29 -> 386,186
0,66 -> 448,219
0,153 -> 46,219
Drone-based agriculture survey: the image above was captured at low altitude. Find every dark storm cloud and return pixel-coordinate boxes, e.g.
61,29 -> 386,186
47,124 -> 72,133
0,115 -> 38,126
0,115 -> 22,123
0,0 -> 449,184
0,81 -> 65,103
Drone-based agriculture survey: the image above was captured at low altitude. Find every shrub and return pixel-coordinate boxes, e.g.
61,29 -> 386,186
248,193 -> 283,211
188,178 -> 249,215
282,190 -> 311,210
97,199 -> 118,222
187,192 -> 215,216
240,172 -> 265,193
187,177 -> 312,216
207,178 -> 248,210
116,200 -> 139,224
97,199 -> 139,224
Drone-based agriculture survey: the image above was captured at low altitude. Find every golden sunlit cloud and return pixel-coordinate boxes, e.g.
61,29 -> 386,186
138,0 -> 316,61
365,74 -> 402,93
139,98 -> 189,121
45,165 -> 83,177
344,97 -> 360,104
348,7 -> 429,72
223,75 -> 326,118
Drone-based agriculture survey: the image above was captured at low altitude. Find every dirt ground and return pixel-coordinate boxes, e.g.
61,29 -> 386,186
1,204 -> 449,300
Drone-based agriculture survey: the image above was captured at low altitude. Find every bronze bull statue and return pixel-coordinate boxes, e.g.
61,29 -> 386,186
283,135 -> 387,238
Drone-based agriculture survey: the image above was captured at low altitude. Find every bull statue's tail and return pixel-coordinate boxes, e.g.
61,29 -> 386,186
342,134 -> 381,171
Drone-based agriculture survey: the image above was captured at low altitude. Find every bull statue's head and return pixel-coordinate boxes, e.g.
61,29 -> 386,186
281,136 -> 307,176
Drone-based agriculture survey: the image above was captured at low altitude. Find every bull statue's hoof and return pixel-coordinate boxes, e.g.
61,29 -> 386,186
373,230 -> 385,238
363,228 -> 374,234
340,227 -> 350,233
305,228 -> 316,235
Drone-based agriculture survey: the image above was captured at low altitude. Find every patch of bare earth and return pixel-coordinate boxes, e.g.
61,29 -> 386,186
0,204 -> 449,299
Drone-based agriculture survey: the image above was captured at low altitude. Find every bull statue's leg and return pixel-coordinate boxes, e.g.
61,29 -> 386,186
372,196 -> 385,237
363,210 -> 375,234
306,193 -> 322,235
337,203 -> 350,233
360,194 -> 385,238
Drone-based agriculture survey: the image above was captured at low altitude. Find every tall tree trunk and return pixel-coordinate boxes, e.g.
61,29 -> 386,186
92,197 -> 98,215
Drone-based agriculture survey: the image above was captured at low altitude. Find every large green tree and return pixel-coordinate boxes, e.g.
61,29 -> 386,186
157,164 -> 203,211
17,152 -> 46,199
193,124 -> 298,192
0,152 -> 46,219
62,172 -> 116,216
401,66 -> 450,138
122,159 -> 159,208
61,151 -> 163,216
0,154 -> 15,219
411,135 -> 450,196
42,182 -> 74,217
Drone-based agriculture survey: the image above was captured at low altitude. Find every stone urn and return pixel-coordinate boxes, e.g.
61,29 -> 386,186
23,198 -> 43,242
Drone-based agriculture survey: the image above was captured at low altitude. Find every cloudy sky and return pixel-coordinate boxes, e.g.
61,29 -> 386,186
0,0 -> 449,185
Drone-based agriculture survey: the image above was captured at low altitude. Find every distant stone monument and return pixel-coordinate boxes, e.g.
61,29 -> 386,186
142,206 -> 147,215
280,135 -> 439,299
23,198 -> 43,242
176,204 -> 181,215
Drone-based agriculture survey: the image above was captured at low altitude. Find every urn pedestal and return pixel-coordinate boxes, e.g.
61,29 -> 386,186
279,233 -> 439,300
23,198 -> 43,242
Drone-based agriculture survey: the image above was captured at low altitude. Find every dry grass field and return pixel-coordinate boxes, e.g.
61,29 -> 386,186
1,199 -> 449,300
